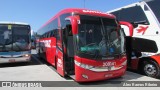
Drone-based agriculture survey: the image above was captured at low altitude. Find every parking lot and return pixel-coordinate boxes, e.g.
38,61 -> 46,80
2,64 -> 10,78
0,50 -> 159,87
0,50 -> 160,90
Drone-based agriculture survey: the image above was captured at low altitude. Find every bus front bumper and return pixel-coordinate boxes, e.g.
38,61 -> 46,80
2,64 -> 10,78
0,56 -> 31,64
74,64 -> 126,82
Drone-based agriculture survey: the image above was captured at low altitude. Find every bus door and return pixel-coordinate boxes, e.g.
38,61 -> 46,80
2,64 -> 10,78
63,20 -> 75,75
56,25 -> 65,76
56,19 -> 75,76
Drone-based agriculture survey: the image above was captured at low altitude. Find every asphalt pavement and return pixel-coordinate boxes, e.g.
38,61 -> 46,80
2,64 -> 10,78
0,50 -> 159,90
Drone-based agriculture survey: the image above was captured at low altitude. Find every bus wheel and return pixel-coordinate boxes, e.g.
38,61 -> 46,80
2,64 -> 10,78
142,60 -> 160,78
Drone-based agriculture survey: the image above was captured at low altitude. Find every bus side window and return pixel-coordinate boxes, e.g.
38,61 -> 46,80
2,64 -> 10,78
50,31 -> 54,37
56,30 -> 60,40
66,25 -> 72,36
112,6 -> 149,24
45,33 -> 47,38
66,24 -> 74,57
49,18 -> 58,39
46,33 -> 48,38
47,32 -> 50,38
43,34 -> 45,38
53,30 -> 57,37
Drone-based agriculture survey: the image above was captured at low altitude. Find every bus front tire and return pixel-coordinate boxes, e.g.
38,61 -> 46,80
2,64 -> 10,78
141,60 -> 160,78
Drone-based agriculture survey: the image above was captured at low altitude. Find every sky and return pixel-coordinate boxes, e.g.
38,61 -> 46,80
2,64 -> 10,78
0,0 -> 140,32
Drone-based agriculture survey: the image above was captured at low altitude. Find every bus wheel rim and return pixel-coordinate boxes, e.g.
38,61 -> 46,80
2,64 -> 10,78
144,64 -> 157,76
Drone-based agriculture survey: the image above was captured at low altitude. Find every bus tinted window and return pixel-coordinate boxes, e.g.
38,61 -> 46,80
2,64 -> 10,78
147,0 -> 160,23
77,15 -> 124,60
0,24 -> 30,52
60,13 -> 71,28
112,6 -> 148,23
0,25 -> 12,51
50,31 -> 54,37
12,25 -> 30,51
112,11 -> 120,20
50,19 -> 58,31
37,18 -> 58,38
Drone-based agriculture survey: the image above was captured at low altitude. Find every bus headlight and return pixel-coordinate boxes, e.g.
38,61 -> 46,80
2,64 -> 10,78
75,61 -> 94,69
121,60 -> 127,66
81,64 -> 94,70
23,54 -> 30,57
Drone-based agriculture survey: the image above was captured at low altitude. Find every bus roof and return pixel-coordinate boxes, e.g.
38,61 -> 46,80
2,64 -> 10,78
0,21 -> 29,25
40,8 -> 116,30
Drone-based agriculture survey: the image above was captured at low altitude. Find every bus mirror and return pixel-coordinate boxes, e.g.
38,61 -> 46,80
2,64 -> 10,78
132,23 -> 138,28
133,20 -> 149,25
131,37 -> 158,53
132,20 -> 149,28
119,21 -> 133,37
65,16 -> 78,35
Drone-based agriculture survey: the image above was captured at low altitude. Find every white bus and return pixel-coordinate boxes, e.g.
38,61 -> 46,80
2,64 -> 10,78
0,22 -> 31,63
108,0 -> 160,78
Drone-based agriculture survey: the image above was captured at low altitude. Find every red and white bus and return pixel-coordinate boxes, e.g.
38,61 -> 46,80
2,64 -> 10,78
36,8 -> 133,82
108,0 -> 160,78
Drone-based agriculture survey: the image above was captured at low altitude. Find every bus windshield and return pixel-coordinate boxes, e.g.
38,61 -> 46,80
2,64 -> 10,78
76,15 -> 125,60
147,0 -> 160,23
0,24 -> 30,52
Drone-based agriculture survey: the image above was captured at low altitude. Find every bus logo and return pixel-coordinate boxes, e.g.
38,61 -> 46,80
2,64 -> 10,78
137,26 -> 148,35
41,40 -> 51,48
82,10 -> 112,16
57,58 -> 62,68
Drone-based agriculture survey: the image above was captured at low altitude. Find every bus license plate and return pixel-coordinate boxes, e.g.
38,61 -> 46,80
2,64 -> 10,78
105,74 -> 113,78
9,59 -> 16,62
